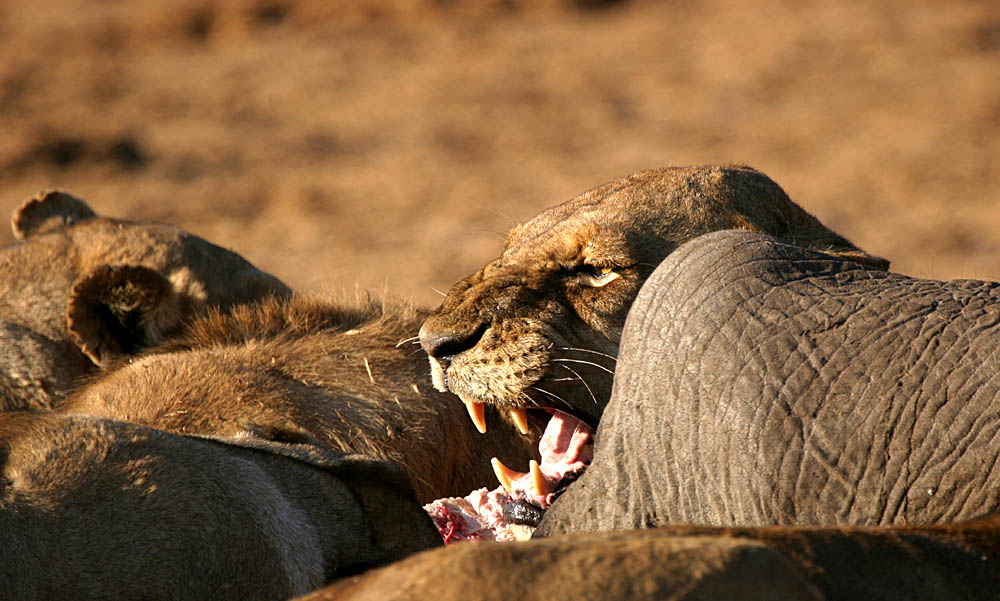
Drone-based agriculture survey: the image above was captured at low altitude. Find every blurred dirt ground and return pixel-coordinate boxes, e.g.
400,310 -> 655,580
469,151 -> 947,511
2,0 -> 999,308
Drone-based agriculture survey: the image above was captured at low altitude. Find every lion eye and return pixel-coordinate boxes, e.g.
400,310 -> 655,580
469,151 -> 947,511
564,263 -> 621,287
586,266 -> 620,288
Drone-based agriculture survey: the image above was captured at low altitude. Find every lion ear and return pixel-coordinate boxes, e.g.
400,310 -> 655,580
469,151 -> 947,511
67,265 -> 186,366
12,189 -> 97,239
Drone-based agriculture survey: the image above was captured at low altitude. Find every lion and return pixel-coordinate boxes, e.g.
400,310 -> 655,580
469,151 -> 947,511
0,190 -> 290,411
0,411 -> 440,601
64,292 -> 540,503
419,164 -> 888,438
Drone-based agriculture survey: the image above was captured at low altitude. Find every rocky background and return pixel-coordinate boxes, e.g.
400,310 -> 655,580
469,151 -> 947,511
2,0 -> 998,307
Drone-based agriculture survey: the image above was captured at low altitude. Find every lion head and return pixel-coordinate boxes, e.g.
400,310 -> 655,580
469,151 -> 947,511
419,164 -> 888,431
0,189 -> 291,411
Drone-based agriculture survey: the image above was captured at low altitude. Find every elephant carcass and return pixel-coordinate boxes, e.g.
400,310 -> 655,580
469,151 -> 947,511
538,230 -> 1000,534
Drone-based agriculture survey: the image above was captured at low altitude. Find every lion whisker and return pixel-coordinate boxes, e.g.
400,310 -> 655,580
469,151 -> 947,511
558,364 -> 598,408
551,358 -> 615,375
556,346 -> 617,362
518,391 -> 545,409
395,335 -> 420,348
530,386 -> 573,410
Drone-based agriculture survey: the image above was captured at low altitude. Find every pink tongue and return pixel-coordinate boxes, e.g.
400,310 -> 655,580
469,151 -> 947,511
538,409 -> 594,469
508,409 -> 593,507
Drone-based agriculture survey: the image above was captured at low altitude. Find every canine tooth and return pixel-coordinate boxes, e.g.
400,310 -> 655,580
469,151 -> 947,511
459,394 -> 487,433
491,457 -> 523,495
529,460 -> 554,497
510,407 -> 530,435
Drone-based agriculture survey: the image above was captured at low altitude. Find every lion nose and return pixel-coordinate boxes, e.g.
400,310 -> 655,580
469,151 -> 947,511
419,320 -> 487,359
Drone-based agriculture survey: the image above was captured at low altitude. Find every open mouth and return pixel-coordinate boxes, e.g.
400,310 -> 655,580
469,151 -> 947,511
423,407 -> 594,544
424,352 -> 601,542
491,408 -> 593,506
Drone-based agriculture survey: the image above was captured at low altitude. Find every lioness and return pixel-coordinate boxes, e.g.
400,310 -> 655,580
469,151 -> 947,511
419,165 -> 887,495
64,293 -> 539,503
0,190 -> 290,411
300,513 -> 1000,601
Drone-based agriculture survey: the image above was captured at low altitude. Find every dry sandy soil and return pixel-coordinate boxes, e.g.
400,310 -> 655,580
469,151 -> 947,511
2,0 -> 999,309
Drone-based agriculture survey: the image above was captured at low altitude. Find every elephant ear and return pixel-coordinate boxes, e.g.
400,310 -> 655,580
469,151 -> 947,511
67,265 -> 185,366
11,189 -> 97,239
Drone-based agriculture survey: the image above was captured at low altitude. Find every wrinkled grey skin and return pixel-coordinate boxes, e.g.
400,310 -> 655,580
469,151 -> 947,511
537,230 -> 1000,535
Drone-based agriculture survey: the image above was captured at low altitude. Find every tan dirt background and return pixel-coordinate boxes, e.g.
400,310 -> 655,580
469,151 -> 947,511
2,0 -> 999,308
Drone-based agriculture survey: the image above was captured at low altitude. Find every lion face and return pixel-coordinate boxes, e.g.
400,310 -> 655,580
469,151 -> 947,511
420,221 -> 648,430
420,165 -> 888,430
